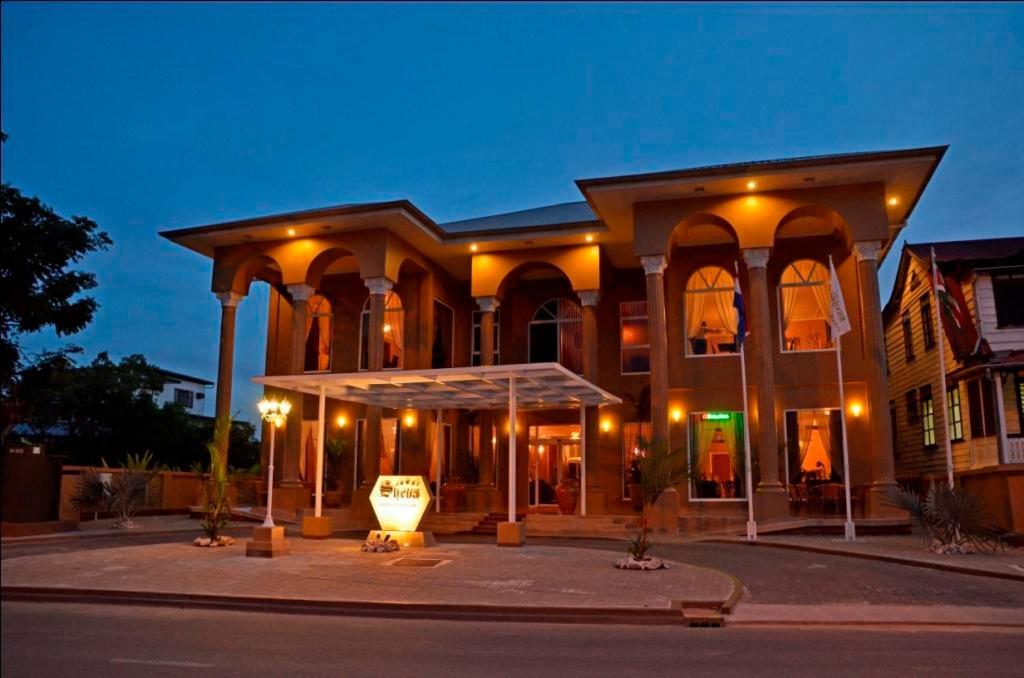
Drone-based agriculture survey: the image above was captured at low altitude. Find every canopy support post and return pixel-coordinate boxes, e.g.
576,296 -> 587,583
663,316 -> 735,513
508,376 -> 517,523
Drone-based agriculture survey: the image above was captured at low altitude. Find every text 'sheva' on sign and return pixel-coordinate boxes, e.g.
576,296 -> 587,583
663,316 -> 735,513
369,475 -> 431,532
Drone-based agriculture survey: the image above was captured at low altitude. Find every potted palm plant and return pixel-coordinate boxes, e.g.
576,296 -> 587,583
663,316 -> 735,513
324,435 -> 348,508
618,438 -> 688,570
555,478 -> 580,515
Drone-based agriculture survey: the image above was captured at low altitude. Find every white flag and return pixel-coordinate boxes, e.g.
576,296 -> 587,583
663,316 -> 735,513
829,258 -> 851,337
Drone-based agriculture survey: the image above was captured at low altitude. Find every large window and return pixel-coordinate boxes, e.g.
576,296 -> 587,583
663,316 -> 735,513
966,377 -> 997,438
471,309 -> 500,366
920,385 -> 936,448
689,412 -> 745,500
621,421 -> 652,498
947,384 -> 964,442
685,266 -> 739,356
304,294 -> 333,372
779,260 -> 833,352
992,271 -> 1024,328
902,311 -> 915,362
784,409 -> 843,485
359,291 -> 404,370
920,295 -> 935,351
620,301 -> 650,373
528,298 -> 582,373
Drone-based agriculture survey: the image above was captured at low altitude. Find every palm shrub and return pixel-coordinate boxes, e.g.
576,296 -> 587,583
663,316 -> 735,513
108,451 -> 157,528
886,484 -> 1002,554
627,437 -> 688,561
193,416 -> 233,542
70,469 -> 110,520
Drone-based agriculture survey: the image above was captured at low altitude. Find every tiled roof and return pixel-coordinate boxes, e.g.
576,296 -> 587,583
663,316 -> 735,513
440,201 -> 597,234
906,237 -> 1024,264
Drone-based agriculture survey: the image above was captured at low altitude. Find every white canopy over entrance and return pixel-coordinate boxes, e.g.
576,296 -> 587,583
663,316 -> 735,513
252,363 -> 622,525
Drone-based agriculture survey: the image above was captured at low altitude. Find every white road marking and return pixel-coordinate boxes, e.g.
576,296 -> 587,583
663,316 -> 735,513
110,658 -> 214,668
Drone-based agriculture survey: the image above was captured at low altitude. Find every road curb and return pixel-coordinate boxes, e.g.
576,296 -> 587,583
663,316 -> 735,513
704,539 -> 1024,582
0,586 -> 696,626
0,525 -> 260,547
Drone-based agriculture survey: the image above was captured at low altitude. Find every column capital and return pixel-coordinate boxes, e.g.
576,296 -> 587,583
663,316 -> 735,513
640,255 -> 668,276
285,284 -> 316,302
741,248 -> 771,269
853,240 -> 883,263
475,296 -> 500,313
216,291 -> 244,308
577,289 -> 600,307
363,276 -> 394,296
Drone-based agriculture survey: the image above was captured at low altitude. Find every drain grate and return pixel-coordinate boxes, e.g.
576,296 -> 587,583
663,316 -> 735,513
390,558 -> 445,568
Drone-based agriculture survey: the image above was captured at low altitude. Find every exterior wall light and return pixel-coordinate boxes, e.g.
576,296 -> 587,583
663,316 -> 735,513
585,234 -> 594,242
470,243 -> 478,252
600,418 -> 612,433
671,407 -> 684,423
849,402 -> 863,418
746,180 -> 757,190
287,228 -> 297,237
403,412 -> 416,428
336,415 -> 348,428
888,197 -> 900,206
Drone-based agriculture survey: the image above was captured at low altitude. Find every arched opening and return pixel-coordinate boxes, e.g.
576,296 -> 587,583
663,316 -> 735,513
670,213 -> 739,251
359,290 -> 404,370
774,204 -> 846,243
529,298 -> 582,373
227,253 -> 283,295
778,259 -> 834,352
303,294 -> 333,372
684,266 -> 739,356
305,247 -> 360,289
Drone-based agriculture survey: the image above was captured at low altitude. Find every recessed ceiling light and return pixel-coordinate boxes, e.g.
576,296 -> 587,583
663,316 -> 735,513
888,197 -> 900,206
287,228 -> 296,237
694,186 -> 705,192
803,177 -> 815,182
585,234 -> 594,243
470,243 -> 478,252
746,180 -> 757,190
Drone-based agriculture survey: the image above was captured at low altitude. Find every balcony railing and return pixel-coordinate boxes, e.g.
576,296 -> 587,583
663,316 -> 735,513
1007,437 -> 1024,465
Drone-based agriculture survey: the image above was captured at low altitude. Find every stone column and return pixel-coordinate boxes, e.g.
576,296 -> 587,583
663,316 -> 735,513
741,248 -> 787,519
475,296 -> 498,488
282,284 -> 314,488
641,255 -> 670,442
213,291 -> 243,469
363,277 -> 392,485
854,241 -> 899,514
578,289 -> 604,513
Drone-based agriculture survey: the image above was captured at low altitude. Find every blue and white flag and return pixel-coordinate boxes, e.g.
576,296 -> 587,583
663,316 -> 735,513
733,276 -> 747,349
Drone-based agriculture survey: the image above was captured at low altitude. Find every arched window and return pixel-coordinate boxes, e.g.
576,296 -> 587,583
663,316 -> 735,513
685,266 -> 739,356
359,291 -> 404,370
528,298 -> 582,373
304,294 -> 332,372
779,259 -> 833,352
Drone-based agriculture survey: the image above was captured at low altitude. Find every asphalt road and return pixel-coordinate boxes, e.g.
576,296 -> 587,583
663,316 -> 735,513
3,602 -> 1021,677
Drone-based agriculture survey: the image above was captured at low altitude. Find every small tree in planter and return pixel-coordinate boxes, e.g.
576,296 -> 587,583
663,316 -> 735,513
617,437 -> 687,570
192,416 -> 235,547
555,478 -> 580,515
324,435 -> 349,507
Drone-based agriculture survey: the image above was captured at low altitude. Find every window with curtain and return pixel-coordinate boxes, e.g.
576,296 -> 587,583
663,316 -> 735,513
359,291 -> 404,370
471,309 -> 500,366
947,383 -> 964,442
621,421 -> 652,498
920,385 -> 936,447
528,298 -> 582,373
919,295 -> 935,350
784,409 -> 843,485
902,311 -> 915,362
779,260 -> 833,352
689,412 -> 745,500
304,294 -> 333,372
620,301 -> 650,373
685,266 -> 739,356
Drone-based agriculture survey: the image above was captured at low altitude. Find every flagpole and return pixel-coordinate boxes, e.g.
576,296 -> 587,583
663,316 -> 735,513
829,255 -> 855,542
735,261 -> 756,542
931,247 -> 955,489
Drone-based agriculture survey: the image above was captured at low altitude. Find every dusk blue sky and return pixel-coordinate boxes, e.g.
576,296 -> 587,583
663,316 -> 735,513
3,2 -> 1022,423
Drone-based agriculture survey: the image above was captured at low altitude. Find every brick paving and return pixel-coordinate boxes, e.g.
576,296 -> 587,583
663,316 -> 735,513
0,537 -> 735,610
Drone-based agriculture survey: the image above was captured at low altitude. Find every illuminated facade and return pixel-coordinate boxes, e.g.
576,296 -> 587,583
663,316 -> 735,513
162,146 -> 946,525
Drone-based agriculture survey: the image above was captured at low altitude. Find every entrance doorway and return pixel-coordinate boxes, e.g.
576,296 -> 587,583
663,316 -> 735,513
528,424 -> 581,507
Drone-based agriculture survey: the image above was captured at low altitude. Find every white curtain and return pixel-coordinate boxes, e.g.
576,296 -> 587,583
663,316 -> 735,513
686,291 -> 707,342
381,418 -> 397,474
693,418 -> 719,477
711,289 -> 739,335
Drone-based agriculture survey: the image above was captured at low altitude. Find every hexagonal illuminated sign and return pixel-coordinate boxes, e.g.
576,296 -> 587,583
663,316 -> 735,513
369,475 -> 431,532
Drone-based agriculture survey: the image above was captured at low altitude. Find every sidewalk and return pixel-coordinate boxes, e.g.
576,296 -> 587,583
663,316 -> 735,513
729,603 -> 1024,628
709,534 -> 1024,580
0,537 -> 737,624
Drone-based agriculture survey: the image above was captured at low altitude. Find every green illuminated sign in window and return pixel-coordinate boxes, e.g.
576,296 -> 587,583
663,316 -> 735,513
701,412 -> 731,421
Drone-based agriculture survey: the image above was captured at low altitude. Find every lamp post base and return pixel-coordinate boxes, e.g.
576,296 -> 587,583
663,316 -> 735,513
245,526 -> 290,558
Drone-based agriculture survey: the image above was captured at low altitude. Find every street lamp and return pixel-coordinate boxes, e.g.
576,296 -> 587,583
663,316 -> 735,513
257,397 -> 291,528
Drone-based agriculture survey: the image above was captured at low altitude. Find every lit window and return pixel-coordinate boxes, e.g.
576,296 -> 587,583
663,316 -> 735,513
528,298 -> 582,373
784,409 -> 843,485
359,291 -> 404,370
304,294 -> 333,372
920,385 -> 936,447
689,412 -> 746,500
685,266 -> 739,356
779,260 -> 834,352
620,301 -> 650,373
947,384 -> 964,442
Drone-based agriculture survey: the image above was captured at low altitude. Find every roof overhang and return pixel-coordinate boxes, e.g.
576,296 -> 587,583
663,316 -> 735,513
576,146 -> 948,236
251,363 -> 623,411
